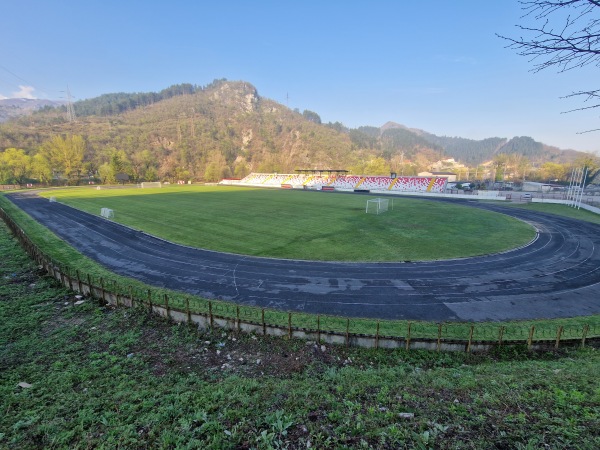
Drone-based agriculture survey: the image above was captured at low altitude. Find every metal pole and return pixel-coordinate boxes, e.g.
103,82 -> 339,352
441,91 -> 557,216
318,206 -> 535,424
568,168 -> 577,207
573,167 -> 583,207
566,167 -> 576,205
572,167 -> 581,207
576,168 -> 588,210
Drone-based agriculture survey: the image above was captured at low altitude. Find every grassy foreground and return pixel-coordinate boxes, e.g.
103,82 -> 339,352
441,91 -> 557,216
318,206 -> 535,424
0,225 -> 600,449
1,222 -> 599,449
38,185 -> 535,261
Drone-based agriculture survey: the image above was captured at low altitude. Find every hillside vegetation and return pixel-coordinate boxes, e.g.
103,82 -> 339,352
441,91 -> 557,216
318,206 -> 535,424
0,79 -> 593,186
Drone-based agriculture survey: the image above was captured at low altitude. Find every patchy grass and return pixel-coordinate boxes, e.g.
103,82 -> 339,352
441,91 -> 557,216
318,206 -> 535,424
1,222 -> 599,449
35,185 -> 536,261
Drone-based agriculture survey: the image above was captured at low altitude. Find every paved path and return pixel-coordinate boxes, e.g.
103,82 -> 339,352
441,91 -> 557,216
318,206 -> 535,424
7,191 -> 600,322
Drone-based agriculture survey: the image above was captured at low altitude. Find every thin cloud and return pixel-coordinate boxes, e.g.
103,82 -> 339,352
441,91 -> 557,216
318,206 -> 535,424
12,85 -> 37,99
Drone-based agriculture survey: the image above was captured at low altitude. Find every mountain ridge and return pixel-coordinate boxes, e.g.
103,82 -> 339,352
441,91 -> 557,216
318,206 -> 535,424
0,80 -> 592,183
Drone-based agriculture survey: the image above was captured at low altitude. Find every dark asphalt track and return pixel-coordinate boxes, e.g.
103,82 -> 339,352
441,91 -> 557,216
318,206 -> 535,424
6,191 -> 600,322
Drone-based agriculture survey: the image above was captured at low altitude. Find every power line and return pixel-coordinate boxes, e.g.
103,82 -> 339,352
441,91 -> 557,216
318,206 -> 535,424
0,61 -> 57,98
0,63 -> 32,85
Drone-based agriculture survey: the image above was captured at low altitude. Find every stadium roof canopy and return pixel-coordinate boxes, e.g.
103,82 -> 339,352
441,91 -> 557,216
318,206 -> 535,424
295,169 -> 348,176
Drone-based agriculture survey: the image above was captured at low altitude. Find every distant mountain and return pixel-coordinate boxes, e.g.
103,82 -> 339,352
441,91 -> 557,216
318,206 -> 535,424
0,98 -> 65,123
381,121 -> 585,165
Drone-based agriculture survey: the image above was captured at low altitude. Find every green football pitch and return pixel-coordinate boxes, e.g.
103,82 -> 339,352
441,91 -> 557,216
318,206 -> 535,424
39,185 -> 536,261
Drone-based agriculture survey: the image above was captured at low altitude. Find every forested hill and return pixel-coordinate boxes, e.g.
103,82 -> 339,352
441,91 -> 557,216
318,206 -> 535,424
0,80 -> 362,181
386,124 -> 583,166
421,133 -> 580,165
71,82 -> 206,117
420,133 -> 508,165
0,80 -> 591,185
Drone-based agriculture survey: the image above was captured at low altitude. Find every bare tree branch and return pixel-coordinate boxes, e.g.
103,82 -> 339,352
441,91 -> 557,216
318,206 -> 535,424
498,0 -> 600,133
498,0 -> 600,72
561,89 -> 600,112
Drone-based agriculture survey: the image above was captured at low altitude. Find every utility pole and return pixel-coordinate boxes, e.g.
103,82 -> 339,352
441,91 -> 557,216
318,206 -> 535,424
65,85 -> 75,122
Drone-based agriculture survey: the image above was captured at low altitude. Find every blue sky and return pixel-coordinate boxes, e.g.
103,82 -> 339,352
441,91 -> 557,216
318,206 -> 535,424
1,0 -> 598,152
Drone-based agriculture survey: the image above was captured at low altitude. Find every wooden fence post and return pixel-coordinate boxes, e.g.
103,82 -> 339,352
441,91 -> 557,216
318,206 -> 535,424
527,326 -> 535,350
375,320 -> 380,349
129,285 -> 134,308
581,324 -> 589,348
87,274 -> 93,299
498,326 -> 505,347
186,297 -> 191,324
345,319 -> 350,347
100,278 -> 106,305
76,270 -> 82,294
67,270 -> 73,291
406,322 -> 412,351
261,309 -> 266,335
436,323 -> 442,352
317,315 -> 321,344
236,306 -> 240,333
466,325 -> 474,353
555,326 -> 564,349
288,313 -> 292,339
59,269 -> 66,289
113,281 -> 120,306
209,301 -> 213,330
164,294 -> 170,320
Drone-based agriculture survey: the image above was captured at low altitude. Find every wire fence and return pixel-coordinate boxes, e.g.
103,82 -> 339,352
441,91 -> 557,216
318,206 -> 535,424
1,206 -> 598,352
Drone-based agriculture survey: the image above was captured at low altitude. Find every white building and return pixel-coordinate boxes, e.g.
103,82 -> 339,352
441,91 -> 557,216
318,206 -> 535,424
522,181 -> 552,192
418,171 -> 457,182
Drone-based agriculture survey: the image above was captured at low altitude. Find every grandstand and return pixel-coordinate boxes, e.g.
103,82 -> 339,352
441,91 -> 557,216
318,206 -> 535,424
224,172 -> 448,193
330,175 -> 363,190
356,176 -> 394,190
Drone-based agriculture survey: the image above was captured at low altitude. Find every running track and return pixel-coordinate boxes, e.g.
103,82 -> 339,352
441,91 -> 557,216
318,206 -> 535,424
6,191 -> 600,322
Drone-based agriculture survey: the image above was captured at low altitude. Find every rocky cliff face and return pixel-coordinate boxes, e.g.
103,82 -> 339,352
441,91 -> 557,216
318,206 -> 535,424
210,81 -> 258,113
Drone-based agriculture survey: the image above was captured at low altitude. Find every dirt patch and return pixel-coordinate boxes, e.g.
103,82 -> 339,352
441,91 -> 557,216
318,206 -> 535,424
29,298 -> 367,381
132,319 -> 350,379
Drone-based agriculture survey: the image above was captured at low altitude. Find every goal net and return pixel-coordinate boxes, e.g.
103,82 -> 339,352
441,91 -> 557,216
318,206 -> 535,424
365,198 -> 389,215
141,182 -> 162,188
100,208 -> 114,219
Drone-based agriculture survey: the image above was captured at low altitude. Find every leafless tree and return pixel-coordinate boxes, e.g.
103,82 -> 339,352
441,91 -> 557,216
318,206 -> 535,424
498,1 -> 600,133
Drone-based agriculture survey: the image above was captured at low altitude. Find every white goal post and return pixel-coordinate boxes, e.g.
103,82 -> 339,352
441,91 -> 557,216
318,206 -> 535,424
140,182 -> 162,188
365,198 -> 389,215
100,208 -> 114,219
